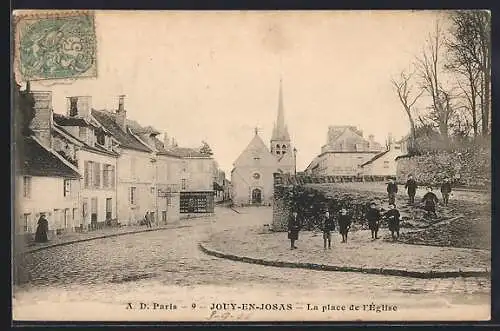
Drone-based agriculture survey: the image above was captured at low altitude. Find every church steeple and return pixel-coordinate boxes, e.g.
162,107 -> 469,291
270,78 -> 292,159
271,78 -> 291,142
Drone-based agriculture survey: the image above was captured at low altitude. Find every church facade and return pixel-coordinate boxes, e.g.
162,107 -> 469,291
230,80 -> 296,206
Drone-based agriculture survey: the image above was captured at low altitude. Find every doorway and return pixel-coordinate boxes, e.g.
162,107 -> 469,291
90,197 -> 98,229
251,188 -> 262,204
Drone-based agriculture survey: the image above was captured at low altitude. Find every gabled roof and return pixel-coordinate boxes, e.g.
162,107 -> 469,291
360,149 -> 390,167
170,147 -> 211,158
91,109 -> 151,152
53,113 -> 94,127
233,133 -> 277,167
53,124 -> 119,157
20,136 -> 80,178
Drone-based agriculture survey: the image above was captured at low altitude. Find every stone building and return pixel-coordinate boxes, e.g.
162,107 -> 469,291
305,126 -> 383,176
358,136 -> 405,177
91,97 -> 162,225
231,80 -> 296,206
52,95 -> 119,229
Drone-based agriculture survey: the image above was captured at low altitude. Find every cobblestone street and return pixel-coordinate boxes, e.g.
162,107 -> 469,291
13,207 -> 490,321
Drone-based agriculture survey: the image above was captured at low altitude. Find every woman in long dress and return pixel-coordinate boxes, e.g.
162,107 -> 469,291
35,214 -> 49,242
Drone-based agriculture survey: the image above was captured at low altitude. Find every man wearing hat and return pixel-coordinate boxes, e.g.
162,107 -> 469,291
337,207 -> 352,243
383,204 -> 401,240
365,202 -> 381,239
287,209 -> 301,250
321,209 -> 335,249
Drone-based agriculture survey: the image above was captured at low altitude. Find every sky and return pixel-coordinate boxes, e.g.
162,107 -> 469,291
26,10 -> 448,174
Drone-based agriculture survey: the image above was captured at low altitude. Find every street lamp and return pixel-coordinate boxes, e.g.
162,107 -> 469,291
293,147 -> 297,175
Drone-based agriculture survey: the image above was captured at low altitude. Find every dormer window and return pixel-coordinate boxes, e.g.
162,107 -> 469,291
276,144 -> 280,148
282,144 -> 287,149
69,97 -> 78,117
96,130 -> 105,146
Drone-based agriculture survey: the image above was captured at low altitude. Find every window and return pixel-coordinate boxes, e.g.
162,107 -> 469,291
282,151 -> 286,155
162,211 -> 167,223
103,165 -> 109,188
69,97 -> 78,116
93,162 -> 101,188
84,161 -> 93,188
63,179 -> 71,197
151,187 -> 155,194
282,144 -> 286,149
276,151 -> 281,155
383,160 -> 390,169
110,165 -> 115,188
276,144 -> 280,148
79,127 -> 87,140
96,130 -> 105,146
181,179 -> 187,190
23,176 -> 32,198
23,213 -> 31,232
253,173 -> 261,180
129,187 -> 137,205
72,208 -> 78,226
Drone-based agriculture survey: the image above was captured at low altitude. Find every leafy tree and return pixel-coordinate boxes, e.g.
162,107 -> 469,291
199,141 -> 213,155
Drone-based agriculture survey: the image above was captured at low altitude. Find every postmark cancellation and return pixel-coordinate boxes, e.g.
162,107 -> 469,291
13,10 -> 97,82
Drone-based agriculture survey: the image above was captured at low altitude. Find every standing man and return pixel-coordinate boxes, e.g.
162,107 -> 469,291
383,204 -> 401,240
337,207 -> 352,243
321,209 -> 335,249
405,174 -> 418,204
386,178 -> 398,205
440,178 -> 452,206
288,210 -> 301,250
144,211 -> 152,228
365,202 -> 382,240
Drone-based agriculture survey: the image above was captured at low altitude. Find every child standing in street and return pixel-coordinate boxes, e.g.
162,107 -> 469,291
321,210 -> 335,249
365,202 -> 381,240
383,204 -> 401,240
337,208 -> 352,243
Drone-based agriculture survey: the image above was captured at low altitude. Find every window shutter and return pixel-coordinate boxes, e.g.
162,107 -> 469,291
84,161 -> 89,188
94,163 -> 101,188
103,165 -> 108,188
110,165 -> 115,188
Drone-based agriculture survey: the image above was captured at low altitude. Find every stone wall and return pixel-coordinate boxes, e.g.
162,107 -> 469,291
396,149 -> 490,187
271,173 -> 291,231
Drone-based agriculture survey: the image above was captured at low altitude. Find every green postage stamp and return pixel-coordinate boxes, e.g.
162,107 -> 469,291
13,10 -> 97,81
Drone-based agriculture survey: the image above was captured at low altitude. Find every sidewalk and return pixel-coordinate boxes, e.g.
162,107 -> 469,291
22,223 -> 192,254
200,226 -> 490,278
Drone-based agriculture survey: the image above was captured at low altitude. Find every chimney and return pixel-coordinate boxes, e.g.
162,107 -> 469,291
115,95 -> 127,131
66,96 -> 92,117
30,91 -> 53,148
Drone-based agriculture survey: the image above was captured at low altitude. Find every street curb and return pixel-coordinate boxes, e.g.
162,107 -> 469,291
24,225 -> 192,254
198,243 -> 490,279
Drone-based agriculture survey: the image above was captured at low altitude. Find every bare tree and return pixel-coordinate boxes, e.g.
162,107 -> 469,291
448,10 -> 491,136
415,22 -> 455,141
391,69 -> 424,152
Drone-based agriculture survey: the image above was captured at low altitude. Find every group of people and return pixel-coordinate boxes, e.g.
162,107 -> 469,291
287,202 -> 401,250
392,175 -> 453,218
287,175 -> 454,250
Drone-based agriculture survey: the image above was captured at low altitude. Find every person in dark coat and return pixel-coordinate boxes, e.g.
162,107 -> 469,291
337,208 -> 352,243
440,178 -> 452,206
365,202 -> 381,239
386,178 -> 398,205
288,210 -> 301,250
321,210 -> 335,249
383,204 -> 401,240
404,175 -> 418,204
35,214 -> 49,242
422,186 -> 439,218
144,211 -> 152,228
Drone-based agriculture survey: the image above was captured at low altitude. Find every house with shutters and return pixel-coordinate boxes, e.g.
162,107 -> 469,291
51,95 -> 119,230
15,87 -> 118,234
91,96 -> 168,225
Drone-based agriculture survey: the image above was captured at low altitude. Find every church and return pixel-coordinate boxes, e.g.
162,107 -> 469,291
230,80 -> 296,206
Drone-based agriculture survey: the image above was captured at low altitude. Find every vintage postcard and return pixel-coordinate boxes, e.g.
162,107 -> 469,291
12,10 -> 491,322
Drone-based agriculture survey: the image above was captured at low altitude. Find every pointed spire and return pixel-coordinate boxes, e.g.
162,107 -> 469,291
271,77 -> 290,141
